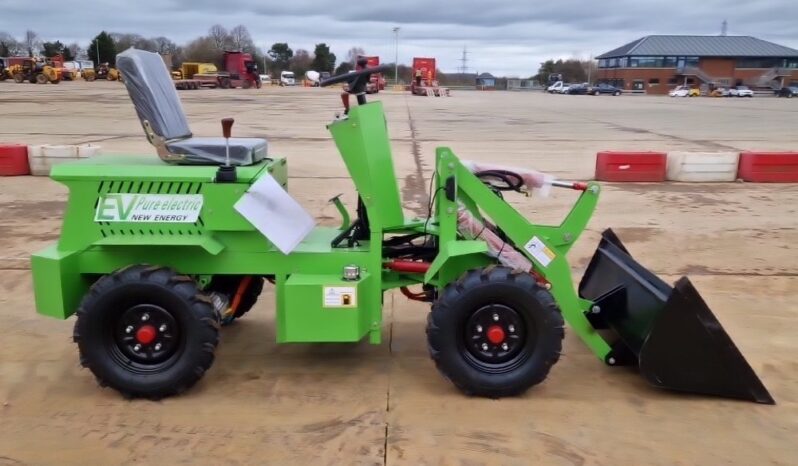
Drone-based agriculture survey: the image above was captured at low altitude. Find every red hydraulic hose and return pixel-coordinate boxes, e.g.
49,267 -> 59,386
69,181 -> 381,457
386,260 -> 431,274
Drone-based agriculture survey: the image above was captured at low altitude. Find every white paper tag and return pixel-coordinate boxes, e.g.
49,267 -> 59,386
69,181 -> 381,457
234,173 -> 316,254
523,236 -> 556,267
323,286 -> 357,308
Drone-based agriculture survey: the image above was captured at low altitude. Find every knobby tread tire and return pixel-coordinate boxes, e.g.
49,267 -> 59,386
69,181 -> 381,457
426,266 -> 564,398
73,265 -> 220,399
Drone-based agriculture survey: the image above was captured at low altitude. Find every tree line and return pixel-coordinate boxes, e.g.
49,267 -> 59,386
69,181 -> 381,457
532,58 -> 597,84
3,26 -> 584,83
1,26 -> 374,78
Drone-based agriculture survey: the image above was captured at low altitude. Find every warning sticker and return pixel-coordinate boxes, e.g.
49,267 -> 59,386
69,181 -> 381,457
323,286 -> 357,308
523,236 -> 556,267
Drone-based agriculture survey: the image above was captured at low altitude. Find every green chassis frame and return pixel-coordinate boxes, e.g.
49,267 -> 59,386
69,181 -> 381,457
31,100 -> 611,360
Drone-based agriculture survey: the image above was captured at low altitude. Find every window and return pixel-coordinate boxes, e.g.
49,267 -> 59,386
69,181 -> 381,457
636,57 -> 662,67
784,58 -> 798,68
632,79 -> 644,90
598,59 -> 608,68
648,78 -> 660,86
619,57 -> 628,68
609,58 -> 618,67
737,58 -> 781,68
685,57 -> 699,67
627,57 -> 678,68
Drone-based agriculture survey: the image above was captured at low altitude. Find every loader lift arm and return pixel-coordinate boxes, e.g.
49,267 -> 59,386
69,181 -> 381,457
431,148 -> 614,361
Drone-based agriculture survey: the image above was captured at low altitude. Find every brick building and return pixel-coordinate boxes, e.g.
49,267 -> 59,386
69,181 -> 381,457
596,35 -> 798,94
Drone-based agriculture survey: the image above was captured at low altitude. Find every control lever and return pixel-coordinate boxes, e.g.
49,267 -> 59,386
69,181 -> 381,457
216,117 -> 237,182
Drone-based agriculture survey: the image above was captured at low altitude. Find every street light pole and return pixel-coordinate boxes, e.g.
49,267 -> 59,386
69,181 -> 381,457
393,26 -> 400,85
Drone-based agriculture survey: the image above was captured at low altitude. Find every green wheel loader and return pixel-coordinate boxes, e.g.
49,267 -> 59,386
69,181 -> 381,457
31,50 -> 774,403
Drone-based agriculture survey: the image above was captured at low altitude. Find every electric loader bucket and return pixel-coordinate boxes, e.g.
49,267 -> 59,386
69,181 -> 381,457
579,229 -> 774,404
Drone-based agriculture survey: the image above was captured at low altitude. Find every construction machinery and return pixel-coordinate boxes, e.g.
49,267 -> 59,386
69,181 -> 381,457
410,57 -> 449,97
172,62 -> 220,89
7,57 -> 60,84
96,63 -> 123,81
77,60 -> 97,81
171,55 -> 260,90
61,61 -> 81,81
31,49 -> 773,405
356,55 -> 385,94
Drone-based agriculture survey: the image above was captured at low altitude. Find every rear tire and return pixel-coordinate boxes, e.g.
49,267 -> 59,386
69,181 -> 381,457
426,266 -> 564,398
614,91 -> 621,96
13,73 -> 24,83
73,265 -> 220,399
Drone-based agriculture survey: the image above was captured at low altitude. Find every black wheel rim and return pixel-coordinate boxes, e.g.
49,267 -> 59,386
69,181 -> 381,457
461,304 -> 535,373
109,304 -> 181,373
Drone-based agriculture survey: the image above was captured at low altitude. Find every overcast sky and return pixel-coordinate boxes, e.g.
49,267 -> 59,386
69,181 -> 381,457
3,1 -> 798,76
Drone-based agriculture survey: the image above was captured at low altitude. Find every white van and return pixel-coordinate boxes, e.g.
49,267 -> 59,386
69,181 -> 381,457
280,71 -> 295,86
547,81 -> 564,93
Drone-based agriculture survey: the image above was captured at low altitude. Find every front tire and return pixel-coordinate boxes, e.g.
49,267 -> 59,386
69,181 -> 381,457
426,267 -> 564,398
73,265 -> 220,399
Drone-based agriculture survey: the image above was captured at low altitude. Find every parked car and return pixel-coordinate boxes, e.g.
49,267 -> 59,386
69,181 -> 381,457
558,83 -> 575,94
669,85 -> 700,97
566,83 -> 590,95
775,86 -> 797,98
589,83 -> 622,95
729,85 -> 754,97
710,87 -> 730,97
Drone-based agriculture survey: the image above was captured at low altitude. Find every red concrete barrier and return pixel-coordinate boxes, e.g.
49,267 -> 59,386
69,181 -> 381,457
738,152 -> 798,182
595,151 -> 667,182
0,144 -> 31,176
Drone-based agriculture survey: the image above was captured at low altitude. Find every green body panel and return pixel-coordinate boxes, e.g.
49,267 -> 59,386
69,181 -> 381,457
424,240 -> 489,284
51,155 -> 273,183
31,245 -> 89,319
32,100 -> 616,359
328,102 -> 405,229
279,272 -> 375,342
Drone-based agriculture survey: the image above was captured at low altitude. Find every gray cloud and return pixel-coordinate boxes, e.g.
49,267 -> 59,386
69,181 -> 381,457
2,0 -> 797,76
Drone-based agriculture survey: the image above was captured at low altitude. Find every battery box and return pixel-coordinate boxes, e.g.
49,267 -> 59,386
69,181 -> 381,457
278,272 -> 373,342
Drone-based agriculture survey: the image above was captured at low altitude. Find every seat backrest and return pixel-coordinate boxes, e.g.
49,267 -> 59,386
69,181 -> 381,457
116,48 -> 192,140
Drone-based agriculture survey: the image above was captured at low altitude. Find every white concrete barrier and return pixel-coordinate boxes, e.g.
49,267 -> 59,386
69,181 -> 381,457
77,144 -> 102,158
28,144 -> 101,176
666,151 -> 740,182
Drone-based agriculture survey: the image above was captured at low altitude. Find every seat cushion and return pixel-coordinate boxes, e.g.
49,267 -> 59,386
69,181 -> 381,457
166,137 -> 268,166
